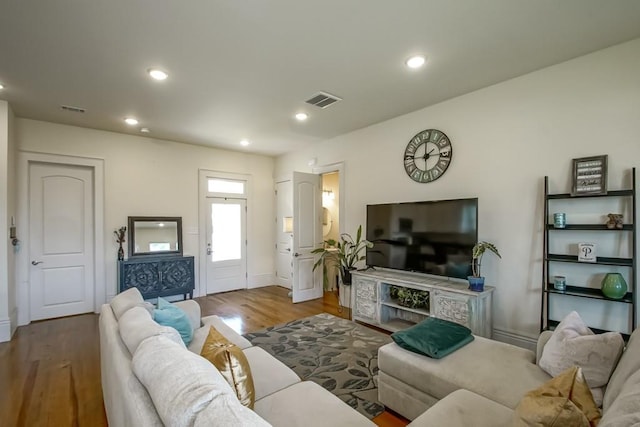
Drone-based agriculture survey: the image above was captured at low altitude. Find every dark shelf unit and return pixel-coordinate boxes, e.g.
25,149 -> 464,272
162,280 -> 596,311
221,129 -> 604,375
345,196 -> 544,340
541,168 -> 637,335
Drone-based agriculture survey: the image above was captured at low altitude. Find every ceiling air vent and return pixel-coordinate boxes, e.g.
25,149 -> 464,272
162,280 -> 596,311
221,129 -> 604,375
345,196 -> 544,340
60,105 -> 86,113
305,91 -> 342,109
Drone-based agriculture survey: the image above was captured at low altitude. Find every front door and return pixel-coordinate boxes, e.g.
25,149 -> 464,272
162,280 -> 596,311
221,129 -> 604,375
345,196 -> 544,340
205,198 -> 247,294
29,163 -> 95,320
292,172 -> 323,303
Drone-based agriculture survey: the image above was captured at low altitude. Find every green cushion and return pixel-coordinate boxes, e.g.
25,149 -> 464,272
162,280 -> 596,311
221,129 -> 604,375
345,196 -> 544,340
153,297 -> 194,346
391,317 -> 474,359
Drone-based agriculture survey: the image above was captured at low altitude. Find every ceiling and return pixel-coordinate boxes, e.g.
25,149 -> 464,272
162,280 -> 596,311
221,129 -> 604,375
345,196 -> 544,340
1,1 -> 640,157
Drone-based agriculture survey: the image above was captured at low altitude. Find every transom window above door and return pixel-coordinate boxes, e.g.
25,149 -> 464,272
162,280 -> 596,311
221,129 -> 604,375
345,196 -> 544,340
207,178 -> 246,196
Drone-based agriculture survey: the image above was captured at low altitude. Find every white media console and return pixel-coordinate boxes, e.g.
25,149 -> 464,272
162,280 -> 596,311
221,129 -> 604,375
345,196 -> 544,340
351,268 -> 494,338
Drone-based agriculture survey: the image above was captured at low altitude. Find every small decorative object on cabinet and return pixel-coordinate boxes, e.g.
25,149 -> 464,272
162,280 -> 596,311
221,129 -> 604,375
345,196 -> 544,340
114,226 -> 126,261
542,167 -> 636,339
352,269 -> 494,338
119,256 -> 195,300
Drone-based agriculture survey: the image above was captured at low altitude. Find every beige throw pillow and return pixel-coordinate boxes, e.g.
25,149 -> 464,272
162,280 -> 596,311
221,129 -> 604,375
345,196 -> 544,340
539,312 -> 624,392
513,366 -> 601,427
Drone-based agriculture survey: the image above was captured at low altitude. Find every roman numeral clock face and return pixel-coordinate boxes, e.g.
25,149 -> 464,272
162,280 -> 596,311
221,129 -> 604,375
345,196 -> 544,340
403,129 -> 452,183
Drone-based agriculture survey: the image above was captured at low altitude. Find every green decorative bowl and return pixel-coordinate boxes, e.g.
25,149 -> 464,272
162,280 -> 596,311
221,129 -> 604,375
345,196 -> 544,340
601,273 -> 628,299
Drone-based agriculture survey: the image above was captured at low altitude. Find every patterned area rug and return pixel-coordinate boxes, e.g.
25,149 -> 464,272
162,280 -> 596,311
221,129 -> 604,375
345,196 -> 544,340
244,313 -> 392,419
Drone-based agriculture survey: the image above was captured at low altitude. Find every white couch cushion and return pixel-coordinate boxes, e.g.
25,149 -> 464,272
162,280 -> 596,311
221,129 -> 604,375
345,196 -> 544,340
133,335 -> 239,427
603,327 -> 640,410
600,368 -> 640,426
189,315 -> 252,354
110,287 -> 144,320
119,306 -> 184,354
379,337 -> 551,409
408,389 -> 513,427
254,381 -> 375,426
194,394 -> 272,426
243,346 -> 301,400
539,311 -> 624,389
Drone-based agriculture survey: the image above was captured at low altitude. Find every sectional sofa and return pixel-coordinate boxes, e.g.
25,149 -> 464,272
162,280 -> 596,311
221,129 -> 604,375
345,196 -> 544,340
379,326 -> 640,426
99,287 -> 374,426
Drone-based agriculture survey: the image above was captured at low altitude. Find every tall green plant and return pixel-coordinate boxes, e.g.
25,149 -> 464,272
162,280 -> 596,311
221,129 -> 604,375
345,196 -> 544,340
471,241 -> 501,277
311,225 -> 373,286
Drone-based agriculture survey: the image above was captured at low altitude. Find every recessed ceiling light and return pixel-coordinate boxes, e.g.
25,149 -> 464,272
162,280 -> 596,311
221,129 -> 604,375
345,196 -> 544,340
295,113 -> 308,121
240,139 -> 250,146
124,117 -> 139,126
0,83 -> 4,90
140,127 -> 150,133
148,68 -> 168,81
406,55 -> 426,69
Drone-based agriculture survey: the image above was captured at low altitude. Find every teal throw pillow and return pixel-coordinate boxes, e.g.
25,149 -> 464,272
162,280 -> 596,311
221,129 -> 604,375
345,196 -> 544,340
391,317 -> 474,359
153,297 -> 193,346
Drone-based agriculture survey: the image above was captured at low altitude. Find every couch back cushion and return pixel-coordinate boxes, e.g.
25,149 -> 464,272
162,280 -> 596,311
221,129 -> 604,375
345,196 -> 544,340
603,327 -> 640,411
99,304 -> 164,427
119,306 -> 185,355
600,368 -> 640,426
110,287 -> 144,319
133,335 -> 248,427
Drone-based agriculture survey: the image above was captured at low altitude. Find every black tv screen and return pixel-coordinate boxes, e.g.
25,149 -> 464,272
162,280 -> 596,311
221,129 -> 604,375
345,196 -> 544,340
366,198 -> 478,279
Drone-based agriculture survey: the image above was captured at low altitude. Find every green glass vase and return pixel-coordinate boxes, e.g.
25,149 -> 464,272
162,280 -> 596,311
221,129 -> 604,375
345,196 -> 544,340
601,273 -> 628,299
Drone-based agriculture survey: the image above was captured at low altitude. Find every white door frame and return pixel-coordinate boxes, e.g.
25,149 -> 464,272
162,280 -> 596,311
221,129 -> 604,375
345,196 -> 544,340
198,169 -> 252,297
17,151 -> 105,325
313,162 -> 345,238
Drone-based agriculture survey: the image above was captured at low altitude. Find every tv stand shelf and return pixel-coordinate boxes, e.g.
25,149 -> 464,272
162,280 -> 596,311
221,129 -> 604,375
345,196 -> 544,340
351,269 -> 494,338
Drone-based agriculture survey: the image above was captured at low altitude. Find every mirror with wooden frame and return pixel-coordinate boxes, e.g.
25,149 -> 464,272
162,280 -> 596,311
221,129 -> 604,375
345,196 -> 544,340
128,216 -> 183,257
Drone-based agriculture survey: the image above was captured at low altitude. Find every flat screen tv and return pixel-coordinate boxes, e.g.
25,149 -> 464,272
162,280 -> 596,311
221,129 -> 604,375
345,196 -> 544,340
366,198 -> 478,279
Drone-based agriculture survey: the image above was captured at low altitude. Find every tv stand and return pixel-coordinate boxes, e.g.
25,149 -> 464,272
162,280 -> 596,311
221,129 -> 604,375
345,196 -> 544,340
351,269 -> 494,338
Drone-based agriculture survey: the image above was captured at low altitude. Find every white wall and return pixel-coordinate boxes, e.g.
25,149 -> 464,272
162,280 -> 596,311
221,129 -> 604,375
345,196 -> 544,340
16,119 -> 276,311
276,38 -> 640,340
0,101 -> 17,342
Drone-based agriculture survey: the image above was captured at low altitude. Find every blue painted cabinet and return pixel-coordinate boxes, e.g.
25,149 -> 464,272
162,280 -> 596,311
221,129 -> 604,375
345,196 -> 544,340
118,256 -> 195,300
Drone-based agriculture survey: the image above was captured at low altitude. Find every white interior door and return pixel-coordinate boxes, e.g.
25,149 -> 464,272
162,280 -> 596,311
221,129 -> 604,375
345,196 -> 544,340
292,171 -> 322,303
205,198 -> 247,294
276,180 -> 293,289
29,163 -> 95,320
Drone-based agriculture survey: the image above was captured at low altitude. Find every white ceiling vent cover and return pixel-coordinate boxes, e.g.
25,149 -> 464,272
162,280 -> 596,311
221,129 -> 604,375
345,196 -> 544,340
60,105 -> 86,113
305,91 -> 342,109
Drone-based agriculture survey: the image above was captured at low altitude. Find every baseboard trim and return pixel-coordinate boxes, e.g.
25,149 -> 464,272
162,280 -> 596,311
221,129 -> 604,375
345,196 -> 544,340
492,328 -> 538,351
0,317 -> 11,343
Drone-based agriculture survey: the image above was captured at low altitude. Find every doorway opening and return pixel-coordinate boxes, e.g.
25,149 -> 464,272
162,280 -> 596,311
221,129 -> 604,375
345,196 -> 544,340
321,171 -> 340,292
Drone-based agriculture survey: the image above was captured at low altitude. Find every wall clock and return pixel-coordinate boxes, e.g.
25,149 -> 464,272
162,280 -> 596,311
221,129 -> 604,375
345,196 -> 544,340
403,129 -> 452,183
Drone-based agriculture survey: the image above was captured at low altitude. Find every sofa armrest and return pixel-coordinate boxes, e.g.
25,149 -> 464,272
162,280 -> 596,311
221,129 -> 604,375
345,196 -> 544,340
535,330 -> 554,364
173,300 -> 201,331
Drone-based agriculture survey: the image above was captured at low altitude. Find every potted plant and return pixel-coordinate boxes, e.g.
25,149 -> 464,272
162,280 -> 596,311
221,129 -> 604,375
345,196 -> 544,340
468,241 -> 501,292
311,225 -> 373,287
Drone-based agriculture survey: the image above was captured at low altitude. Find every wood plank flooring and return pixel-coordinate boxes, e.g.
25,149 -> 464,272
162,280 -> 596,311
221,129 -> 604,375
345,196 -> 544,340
0,286 -> 408,427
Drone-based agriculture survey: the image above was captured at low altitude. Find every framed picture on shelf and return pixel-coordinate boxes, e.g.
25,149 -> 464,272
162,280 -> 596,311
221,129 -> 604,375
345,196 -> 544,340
571,155 -> 608,196
577,242 -> 597,263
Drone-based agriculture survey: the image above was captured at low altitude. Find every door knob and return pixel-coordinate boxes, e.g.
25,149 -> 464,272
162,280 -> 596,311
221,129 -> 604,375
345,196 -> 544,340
31,260 -> 43,265
293,252 -> 301,257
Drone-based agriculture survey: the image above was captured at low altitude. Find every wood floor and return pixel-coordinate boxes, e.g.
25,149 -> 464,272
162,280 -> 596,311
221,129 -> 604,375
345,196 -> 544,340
0,286 -> 408,427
